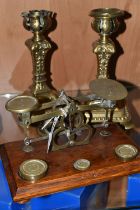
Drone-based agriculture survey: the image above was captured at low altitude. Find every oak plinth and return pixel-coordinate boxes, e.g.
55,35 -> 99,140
0,124 -> 140,203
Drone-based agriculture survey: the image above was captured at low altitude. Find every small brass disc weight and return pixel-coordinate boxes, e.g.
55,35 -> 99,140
19,159 -> 48,182
5,95 -> 38,113
115,144 -> 138,162
74,159 -> 90,171
89,79 -> 128,100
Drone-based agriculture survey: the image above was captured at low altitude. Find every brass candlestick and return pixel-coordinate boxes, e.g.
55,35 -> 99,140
22,10 -> 56,100
89,8 -> 133,129
90,8 -> 123,79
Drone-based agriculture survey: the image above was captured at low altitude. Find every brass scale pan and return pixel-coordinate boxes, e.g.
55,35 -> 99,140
89,78 -> 128,101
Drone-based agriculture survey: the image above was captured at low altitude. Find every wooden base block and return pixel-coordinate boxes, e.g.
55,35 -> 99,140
1,124 -> 140,203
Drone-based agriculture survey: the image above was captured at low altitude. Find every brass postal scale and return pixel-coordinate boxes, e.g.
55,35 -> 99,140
1,8 -> 140,203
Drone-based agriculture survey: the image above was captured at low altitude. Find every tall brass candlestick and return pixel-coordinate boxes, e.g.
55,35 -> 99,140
22,10 -> 56,100
90,8 -> 123,79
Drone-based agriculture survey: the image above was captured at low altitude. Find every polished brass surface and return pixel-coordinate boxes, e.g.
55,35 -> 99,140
73,159 -> 90,171
89,107 -> 133,129
90,79 -> 128,100
5,95 -> 39,113
19,159 -> 48,182
22,10 -> 56,99
89,8 -> 133,129
115,144 -> 138,162
89,8 -> 124,79
90,8 -> 124,18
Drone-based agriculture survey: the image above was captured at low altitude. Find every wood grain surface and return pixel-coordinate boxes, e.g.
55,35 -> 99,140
1,124 -> 140,203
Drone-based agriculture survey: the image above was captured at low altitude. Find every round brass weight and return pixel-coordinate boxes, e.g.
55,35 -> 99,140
19,159 -> 48,182
73,159 -> 90,171
115,144 -> 138,162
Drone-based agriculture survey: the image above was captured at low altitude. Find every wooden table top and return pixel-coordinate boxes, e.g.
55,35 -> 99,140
1,124 -> 140,203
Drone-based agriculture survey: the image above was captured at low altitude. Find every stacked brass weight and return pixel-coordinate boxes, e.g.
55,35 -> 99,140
88,8 -> 133,130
